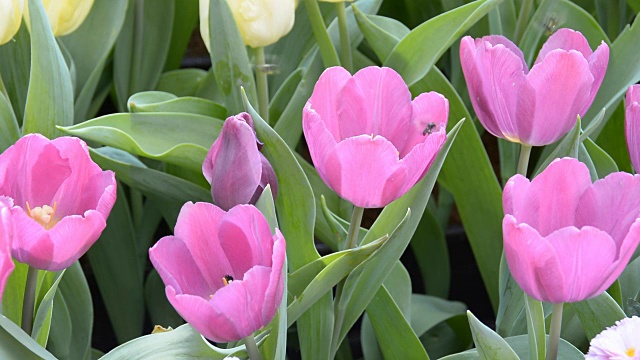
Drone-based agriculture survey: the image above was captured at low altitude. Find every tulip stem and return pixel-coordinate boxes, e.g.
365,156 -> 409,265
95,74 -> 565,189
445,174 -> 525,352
244,334 -> 263,360
345,206 -> 364,250
302,0 -> 341,68
21,266 -> 39,335
517,144 -> 532,176
336,2 -> 353,73
254,47 -> 270,125
546,303 -> 563,360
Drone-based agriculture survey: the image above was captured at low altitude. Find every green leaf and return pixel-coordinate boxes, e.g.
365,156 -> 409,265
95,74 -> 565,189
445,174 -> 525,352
0,23 -> 31,123
583,137 -> 619,178
467,311 -> 519,360
0,91 -> 20,152
0,315 -> 56,360
596,102 -> 632,173
208,0 -> 257,114
353,9 -> 409,63
156,69 -> 210,97
269,68 -> 303,124
255,185 -> 278,233
384,0 -> 504,86
90,147 -> 211,204
31,270 -> 65,347
128,91 -> 227,119
533,117 -> 582,177
164,0 -> 199,71
23,0 -> 74,138
411,295 -> 468,337
440,335 -> 584,360
59,112 -> 223,173
87,186 -> 144,343
524,296 -> 546,360
496,254 -> 526,337
573,291 -> 626,340
144,270 -> 184,329
410,208 -> 450,298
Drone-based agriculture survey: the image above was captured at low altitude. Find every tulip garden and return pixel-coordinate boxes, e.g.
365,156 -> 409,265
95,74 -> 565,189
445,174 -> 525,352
2,0 -> 640,359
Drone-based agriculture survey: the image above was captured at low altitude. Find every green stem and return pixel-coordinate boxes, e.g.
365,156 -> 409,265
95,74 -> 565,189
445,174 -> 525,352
517,144 -> 532,176
244,334 -> 262,360
254,47 -> 270,125
545,303 -> 563,360
514,0 -> 534,43
21,266 -> 39,335
331,206 -> 364,356
335,1 -> 352,73
302,0 -> 341,68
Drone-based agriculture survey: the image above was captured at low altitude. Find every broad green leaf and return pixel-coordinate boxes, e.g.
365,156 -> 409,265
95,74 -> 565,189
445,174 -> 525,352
410,208 -> 450,297
156,69 -> 210,97
411,295 -> 468,337
336,119 -> 464,348
31,270 -> 65,347
47,262 -> 93,360
353,9 -> 409,63
208,0 -> 257,114
0,315 -> 56,360
113,0 -> 175,111
384,0 -> 504,86
90,147 -> 211,204
573,292 -> 626,340
100,324 -> 266,359
164,0 -> 199,71
596,102 -> 632,173
0,91 -> 20,152
440,335 -> 584,360
128,91 -> 227,119
23,0 -> 74,138
144,270 -> 184,329
583,137 -> 619,178
87,186 -> 143,343
0,24 -> 31,123
269,68 -> 303,125
60,113 -> 222,172
496,254 -> 526,337
467,311 -> 519,360
524,296 -> 546,360
255,185 -> 279,233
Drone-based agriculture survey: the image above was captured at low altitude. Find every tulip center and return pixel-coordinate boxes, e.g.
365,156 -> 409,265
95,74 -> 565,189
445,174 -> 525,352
25,202 -> 59,230
626,348 -> 635,357
222,275 -> 234,286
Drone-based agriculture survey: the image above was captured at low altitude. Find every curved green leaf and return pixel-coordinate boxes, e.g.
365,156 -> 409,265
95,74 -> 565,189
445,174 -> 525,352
128,91 -> 227,119
0,315 -> 56,360
467,311 -> 519,360
440,334 -> 584,360
573,292 -> 626,340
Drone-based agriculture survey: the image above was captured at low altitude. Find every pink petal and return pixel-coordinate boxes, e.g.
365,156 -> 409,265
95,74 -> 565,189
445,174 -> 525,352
508,158 -> 591,236
302,103 -> 338,183
336,67 -> 413,149
535,28 -> 593,64
626,85 -> 640,173
307,66 -> 352,141
502,174 -> 531,216
576,172 -> 640,246
460,36 -> 526,142
249,153 -> 278,204
516,50 -> 593,145
401,91 -> 449,157
262,229 -> 286,323
396,130 -> 447,195
210,266 -> 272,340
0,199 -> 14,301
149,235 -> 212,298
545,226 -> 618,302
218,205 -> 274,278
503,216 -> 564,302
322,135 -> 405,208
584,42 -> 609,113
173,202 -> 232,291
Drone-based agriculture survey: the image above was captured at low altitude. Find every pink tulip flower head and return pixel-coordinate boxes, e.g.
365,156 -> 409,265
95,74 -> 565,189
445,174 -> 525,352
303,66 -> 449,208
203,112 -> 278,211
626,85 -> 640,173
149,202 -> 286,343
0,134 -> 117,271
460,28 -> 609,146
503,157 -> 640,303
0,196 -> 14,302
586,316 -> 640,359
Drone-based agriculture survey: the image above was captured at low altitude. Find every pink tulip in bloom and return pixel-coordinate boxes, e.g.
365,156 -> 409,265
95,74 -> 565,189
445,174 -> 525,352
626,85 -> 640,173
149,202 -> 286,343
0,197 -> 14,301
460,28 -> 609,146
303,66 -> 449,208
586,316 -> 640,359
203,112 -> 278,211
0,134 -> 117,271
503,157 -> 640,303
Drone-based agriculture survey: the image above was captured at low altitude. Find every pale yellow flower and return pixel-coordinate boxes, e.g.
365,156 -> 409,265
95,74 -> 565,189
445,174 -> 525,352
24,0 -> 94,37
0,0 -> 24,45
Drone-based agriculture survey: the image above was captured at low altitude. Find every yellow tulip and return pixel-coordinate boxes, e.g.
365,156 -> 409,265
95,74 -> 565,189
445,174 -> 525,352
25,0 -> 95,37
200,0 -> 295,49
0,0 -> 24,45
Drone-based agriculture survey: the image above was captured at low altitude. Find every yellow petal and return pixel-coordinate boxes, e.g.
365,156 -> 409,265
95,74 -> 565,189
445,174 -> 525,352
0,0 -> 24,45
25,0 -> 94,37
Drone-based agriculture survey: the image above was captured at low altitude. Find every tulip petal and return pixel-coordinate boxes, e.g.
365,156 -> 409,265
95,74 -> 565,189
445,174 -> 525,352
402,92 -> 449,157
502,174 -> 531,217
173,202 -> 232,291
584,42 -> 609,112
218,205 -> 274,278
149,236 -> 212,298
262,229 -> 285,323
336,67 -> 413,148
323,135 -> 404,208
302,103 -> 338,182
597,218 -> 640,295
308,67 -> 352,141
503,216 -> 564,302
516,50 -> 593,145
626,85 -> 640,173
460,36 -> 526,142
397,130 -> 447,194
545,226 -> 618,302
0,198 -> 14,301
535,28 -> 593,64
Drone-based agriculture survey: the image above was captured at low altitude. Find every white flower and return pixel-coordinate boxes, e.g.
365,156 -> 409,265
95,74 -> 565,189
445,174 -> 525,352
586,316 -> 640,359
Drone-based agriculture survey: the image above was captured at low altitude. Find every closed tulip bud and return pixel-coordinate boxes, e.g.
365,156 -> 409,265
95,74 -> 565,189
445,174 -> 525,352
0,0 -> 24,45
203,112 -> 278,211
25,0 -> 95,37
199,0 -> 295,49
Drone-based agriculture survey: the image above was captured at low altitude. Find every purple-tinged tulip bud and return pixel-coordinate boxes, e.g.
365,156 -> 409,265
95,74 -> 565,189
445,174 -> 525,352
625,85 -> 640,173
203,113 -> 278,211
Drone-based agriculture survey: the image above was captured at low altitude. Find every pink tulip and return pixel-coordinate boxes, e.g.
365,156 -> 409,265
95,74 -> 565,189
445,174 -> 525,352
203,113 -> 278,211
503,157 -> 640,303
303,66 -> 449,208
460,28 -> 609,146
626,85 -> 640,173
0,197 -> 14,301
149,202 -> 286,343
0,134 -> 117,271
